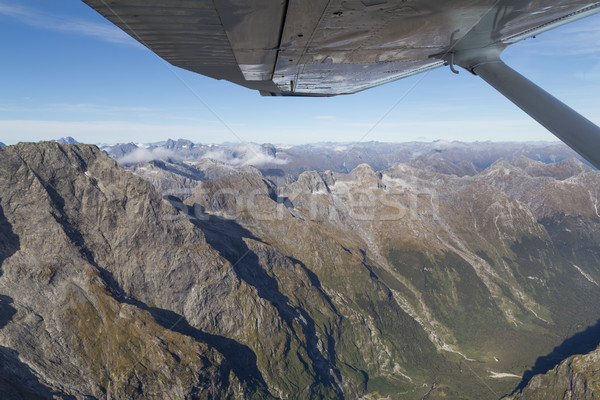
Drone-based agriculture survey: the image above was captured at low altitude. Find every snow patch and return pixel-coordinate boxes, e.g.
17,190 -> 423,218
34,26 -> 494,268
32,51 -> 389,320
572,264 -> 599,287
528,308 -> 550,324
392,364 -> 413,383
439,344 -> 477,361
589,191 -> 600,218
489,372 -> 521,379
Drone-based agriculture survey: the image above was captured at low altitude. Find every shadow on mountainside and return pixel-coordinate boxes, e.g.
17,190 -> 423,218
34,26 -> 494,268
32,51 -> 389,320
147,307 -> 271,393
36,185 -> 273,396
0,346 -> 74,400
88,260 -> 272,396
512,319 -> 600,394
0,204 -> 20,276
0,295 -> 16,330
193,214 -> 345,398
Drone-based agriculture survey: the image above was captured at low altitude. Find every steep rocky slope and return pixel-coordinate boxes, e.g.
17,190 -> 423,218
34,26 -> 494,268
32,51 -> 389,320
0,143 -> 348,398
0,143 -> 259,398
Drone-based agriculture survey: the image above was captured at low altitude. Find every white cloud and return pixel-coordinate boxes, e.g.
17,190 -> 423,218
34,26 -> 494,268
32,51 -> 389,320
0,3 -> 138,46
118,147 -> 179,164
202,143 -> 287,167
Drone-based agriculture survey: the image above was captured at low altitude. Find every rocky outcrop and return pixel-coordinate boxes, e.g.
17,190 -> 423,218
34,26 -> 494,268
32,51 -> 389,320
507,344 -> 600,399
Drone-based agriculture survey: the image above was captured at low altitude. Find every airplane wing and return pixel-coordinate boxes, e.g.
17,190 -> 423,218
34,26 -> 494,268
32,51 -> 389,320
82,0 -> 600,167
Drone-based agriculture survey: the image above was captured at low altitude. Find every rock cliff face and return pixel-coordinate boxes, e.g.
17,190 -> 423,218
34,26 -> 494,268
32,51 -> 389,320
507,343 -> 600,399
1,142 -> 599,399
0,143 -> 252,398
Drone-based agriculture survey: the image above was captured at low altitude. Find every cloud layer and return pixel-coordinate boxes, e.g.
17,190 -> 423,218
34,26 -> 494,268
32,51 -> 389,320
118,147 -> 180,164
201,143 -> 287,166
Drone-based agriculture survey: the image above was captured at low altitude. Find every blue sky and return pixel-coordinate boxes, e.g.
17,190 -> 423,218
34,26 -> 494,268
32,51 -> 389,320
0,1 -> 599,145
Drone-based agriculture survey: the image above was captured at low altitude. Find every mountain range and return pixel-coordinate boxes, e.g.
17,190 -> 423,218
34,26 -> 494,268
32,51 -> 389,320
1,141 -> 599,399
100,138 -> 590,179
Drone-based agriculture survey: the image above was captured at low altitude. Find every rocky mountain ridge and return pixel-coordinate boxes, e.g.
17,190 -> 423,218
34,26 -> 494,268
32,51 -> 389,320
98,139 -> 592,183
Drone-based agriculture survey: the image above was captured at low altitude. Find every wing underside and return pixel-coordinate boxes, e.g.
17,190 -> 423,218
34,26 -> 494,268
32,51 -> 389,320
82,0 -> 600,96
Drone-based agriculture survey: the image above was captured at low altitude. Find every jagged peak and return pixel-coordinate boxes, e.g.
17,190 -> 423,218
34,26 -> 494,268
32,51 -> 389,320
488,157 -> 512,168
349,163 -> 376,176
510,155 -> 544,169
163,138 -> 195,150
319,170 -> 336,187
9,141 -> 102,162
292,170 -> 330,194
480,158 -> 521,175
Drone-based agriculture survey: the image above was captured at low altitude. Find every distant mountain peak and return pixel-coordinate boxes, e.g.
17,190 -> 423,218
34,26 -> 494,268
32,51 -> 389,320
52,136 -> 80,144
164,138 -> 194,150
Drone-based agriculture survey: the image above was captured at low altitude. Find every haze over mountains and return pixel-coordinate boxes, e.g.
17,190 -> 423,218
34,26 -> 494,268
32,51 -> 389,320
0,140 -> 599,399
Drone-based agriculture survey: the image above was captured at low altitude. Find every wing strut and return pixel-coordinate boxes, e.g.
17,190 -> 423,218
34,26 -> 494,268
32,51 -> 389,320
451,49 -> 600,168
